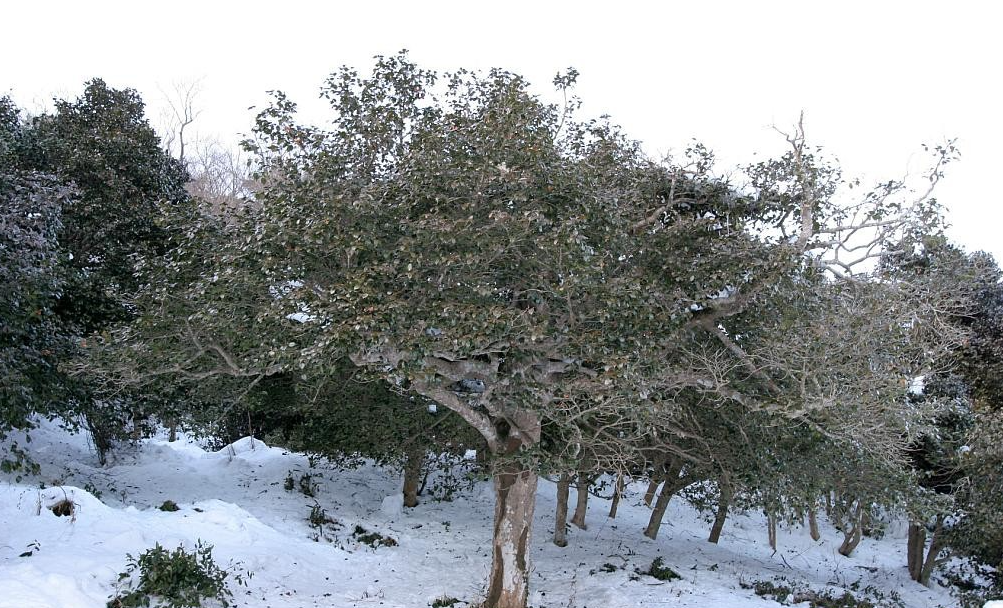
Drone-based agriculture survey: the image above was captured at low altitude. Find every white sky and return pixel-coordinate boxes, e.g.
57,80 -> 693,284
4,0 -> 1001,262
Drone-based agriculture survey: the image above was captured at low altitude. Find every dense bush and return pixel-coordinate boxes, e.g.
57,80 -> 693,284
108,541 -> 246,608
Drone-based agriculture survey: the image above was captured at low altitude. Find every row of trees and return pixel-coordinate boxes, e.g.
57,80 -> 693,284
3,55 -> 1002,608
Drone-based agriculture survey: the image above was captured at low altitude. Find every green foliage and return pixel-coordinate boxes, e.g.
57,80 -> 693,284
108,541 -> 245,608
297,472 -> 318,497
308,503 -> 336,529
88,54 -> 984,604
158,500 -> 180,512
589,563 -> 618,575
0,98 -> 74,441
639,556 -> 679,581
233,366 -> 481,478
953,408 -> 1003,565
942,562 -> 1003,608
962,263 -> 1003,409
745,579 -> 795,603
742,579 -> 881,608
351,524 -> 397,548
431,597 -> 460,607
130,52 -> 820,478
2,81 -> 197,463
30,79 -> 190,333
0,442 -> 41,482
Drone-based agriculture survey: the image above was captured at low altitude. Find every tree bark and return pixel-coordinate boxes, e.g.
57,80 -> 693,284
767,511 -> 778,553
837,502 -> 863,557
643,479 -> 660,507
907,522 -> 926,581
808,507 -> 821,542
917,514 -> 947,586
608,474 -> 624,519
643,458 -> 684,540
570,473 -> 591,530
708,478 -> 732,544
484,459 -> 538,608
402,448 -> 424,508
406,382 -> 541,608
554,473 -> 570,547
643,456 -> 666,507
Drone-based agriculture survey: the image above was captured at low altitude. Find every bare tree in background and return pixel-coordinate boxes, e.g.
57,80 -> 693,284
159,80 -> 202,167
158,80 -> 252,217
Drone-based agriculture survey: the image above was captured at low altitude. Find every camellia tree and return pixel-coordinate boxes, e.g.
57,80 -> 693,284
97,55 -> 970,607
0,97 -> 75,473
30,80 -> 193,457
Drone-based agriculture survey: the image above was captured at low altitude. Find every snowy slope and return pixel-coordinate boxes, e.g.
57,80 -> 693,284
0,420 -> 974,608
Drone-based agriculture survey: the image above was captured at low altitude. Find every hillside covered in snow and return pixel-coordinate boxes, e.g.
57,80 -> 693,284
0,420 -> 979,608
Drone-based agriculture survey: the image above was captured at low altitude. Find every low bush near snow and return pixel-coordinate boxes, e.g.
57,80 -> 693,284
351,524 -> 397,548
107,540 -> 248,608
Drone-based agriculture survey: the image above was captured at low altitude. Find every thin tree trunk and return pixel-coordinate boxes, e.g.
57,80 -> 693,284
402,448 -> 424,508
808,508 -> 821,542
131,412 -> 143,440
86,413 -> 112,466
167,418 -> 178,443
644,456 -> 666,507
484,460 -> 538,608
644,483 -> 674,540
643,459 -> 684,540
907,522 -> 927,581
570,473 -> 591,530
708,478 -> 732,544
554,473 -> 571,547
643,479 -> 660,507
608,475 -> 624,519
838,502 -> 863,557
918,515 -> 947,586
767,511 -> 778,552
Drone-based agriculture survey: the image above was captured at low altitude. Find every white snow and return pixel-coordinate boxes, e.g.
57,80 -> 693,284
0,419 -> 987,608
380,494 -> 404,519
286,312 -> 314,323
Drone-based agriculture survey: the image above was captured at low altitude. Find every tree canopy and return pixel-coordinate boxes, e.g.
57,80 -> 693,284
75,53 -> 989,608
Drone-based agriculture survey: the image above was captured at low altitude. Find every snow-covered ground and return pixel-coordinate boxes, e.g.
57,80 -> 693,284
0,420 -> 979,608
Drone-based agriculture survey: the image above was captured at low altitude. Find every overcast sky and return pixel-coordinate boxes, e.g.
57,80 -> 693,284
4,0 -> 1000,262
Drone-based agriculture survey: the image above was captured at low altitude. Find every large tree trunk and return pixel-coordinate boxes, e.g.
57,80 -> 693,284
554,473 -> 571,547
484,460 -> 538,608
708,478 -> 732,544
570,473 -> 591,530
402,448 -> 425,508
608,474 -> 624,519
643,458 -> 685,540
406,382 -> 541,608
